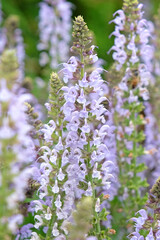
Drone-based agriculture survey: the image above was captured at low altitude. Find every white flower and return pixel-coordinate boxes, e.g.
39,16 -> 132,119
58,168 -> 65,181
52,180 -> 59,193
44,207 -> 52,220
55,195 -> 62,209
52,222 -> 59,237
31,232 -> 40,240
33,200 -> 43,213
34,215 -> 43,229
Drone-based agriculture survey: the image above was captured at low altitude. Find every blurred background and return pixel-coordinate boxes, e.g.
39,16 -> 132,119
1,0 -> 159,101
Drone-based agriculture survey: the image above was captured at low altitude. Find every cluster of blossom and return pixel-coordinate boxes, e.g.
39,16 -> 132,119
100,87 -> 118,228
0,2 -> 44,237
38,0 -> 72,69
127,6 -> 160,238
142,8 -> 160,186
107,0 -> 154,237
109,1 -> 151,90
103,104 -> 118,197
17,16 -> 117,240
129,177 -> 160,240
141,102 -> 160,185
152,9 -> 160,80
0,50 -> 36,237
109,1 -> 153,73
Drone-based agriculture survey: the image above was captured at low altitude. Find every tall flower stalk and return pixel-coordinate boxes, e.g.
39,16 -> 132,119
69,16 -> 115,239
38,0 -> 72,69
108,0 -> 152,237
143,7 -> 160,186
27,15 -> 115,240
0,50 -> 35,238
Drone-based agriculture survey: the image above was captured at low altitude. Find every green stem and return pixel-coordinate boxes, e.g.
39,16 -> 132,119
80,49 -> 84,79
87,142 -> 102,239
132,116 -> 139,200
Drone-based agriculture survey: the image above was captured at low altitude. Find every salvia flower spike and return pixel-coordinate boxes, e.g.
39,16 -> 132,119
108,0 -> 152,237
38,0 -> 72,69
27,15 -> 115,240
0,50 -> 36,238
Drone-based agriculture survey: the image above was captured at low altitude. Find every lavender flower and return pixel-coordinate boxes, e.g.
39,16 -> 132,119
38,0 -> 72,69
0,50 -> 36,237
27,72 -> 73,239
27,15 -> 115,240
129,177 -> 160,239
108,0 -> 152,237
109,0 -> 153,73
141,7 -> 160,187
141,102 -> 160,186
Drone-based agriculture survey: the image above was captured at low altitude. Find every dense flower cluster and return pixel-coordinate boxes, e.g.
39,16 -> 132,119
0,50 -> 36,238
143,8 -> 160,186
107,0 -> 154,237
27,16 -> 115,240
38,0 -> 72,69
109,0 -> 153,72
141,102 -> 160,186
129,177 -> 160,240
